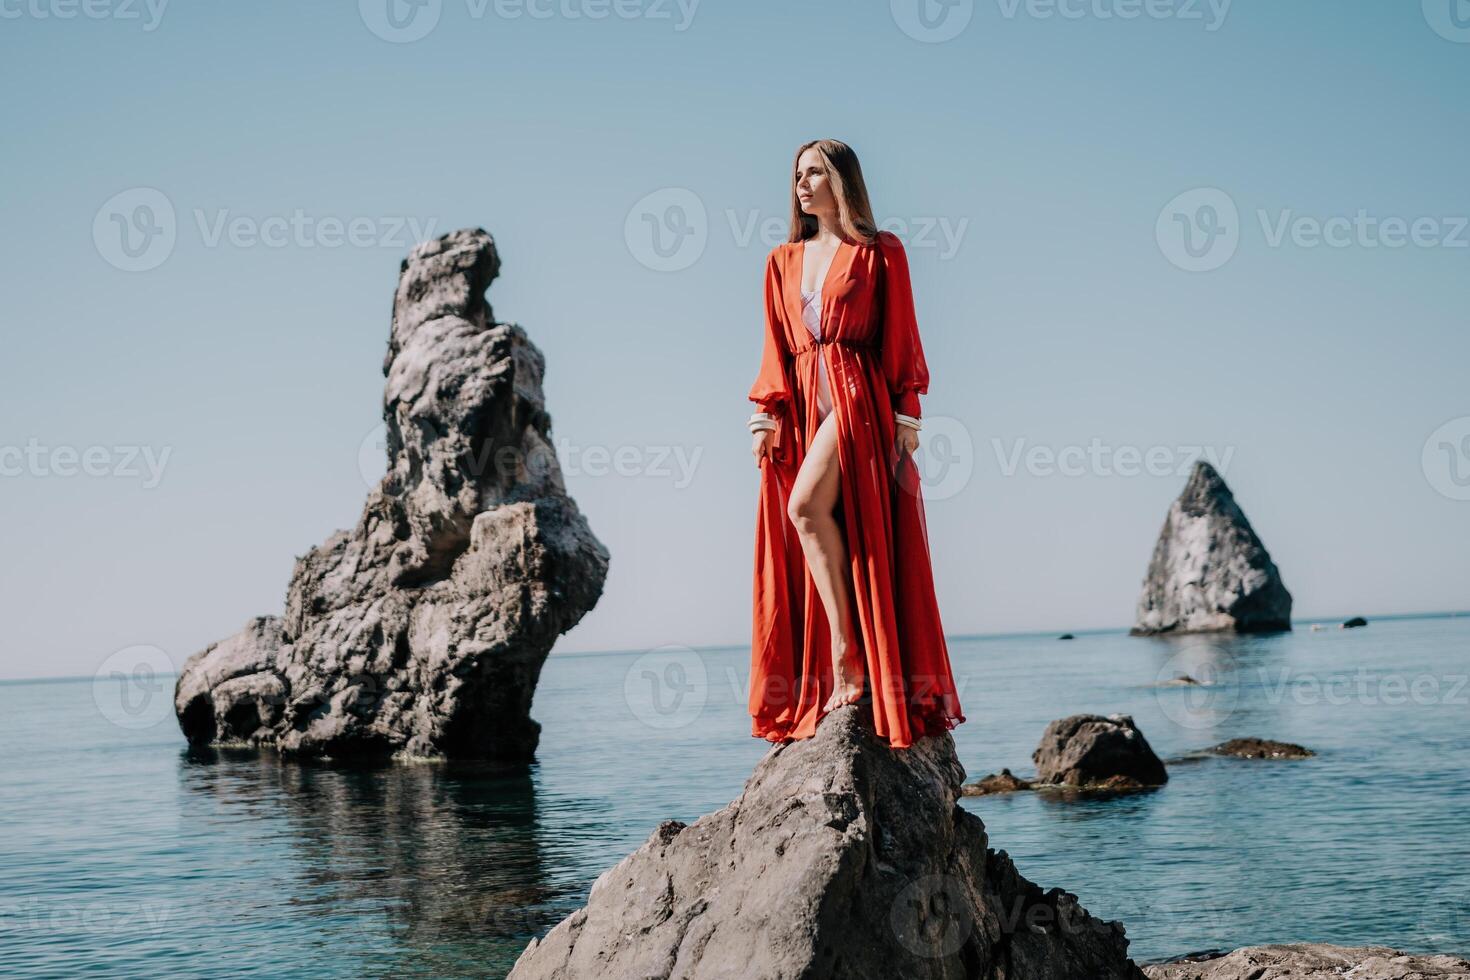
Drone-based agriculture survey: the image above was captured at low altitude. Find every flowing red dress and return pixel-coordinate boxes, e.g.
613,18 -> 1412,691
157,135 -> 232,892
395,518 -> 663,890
747,229 -> 966,750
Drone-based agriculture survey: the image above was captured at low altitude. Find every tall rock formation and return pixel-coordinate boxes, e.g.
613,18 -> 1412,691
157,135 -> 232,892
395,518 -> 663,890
174,228 -> 609,760
1132,461 -> 1291,636
508,705 -> 1147,980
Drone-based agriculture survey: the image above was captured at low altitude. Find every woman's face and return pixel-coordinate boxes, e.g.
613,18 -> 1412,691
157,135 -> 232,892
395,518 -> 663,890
795,148 -> 835,215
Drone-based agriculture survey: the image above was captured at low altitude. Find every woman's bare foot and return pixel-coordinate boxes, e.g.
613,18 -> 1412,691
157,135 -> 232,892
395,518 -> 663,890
822,639 -> 865,713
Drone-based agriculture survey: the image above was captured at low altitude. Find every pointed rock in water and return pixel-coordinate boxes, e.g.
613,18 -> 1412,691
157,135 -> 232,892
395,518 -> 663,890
509,705 -> 1146,979
1131,461 -> 1292,635
173,229 -> 610,761
1032,714 -> 1168,789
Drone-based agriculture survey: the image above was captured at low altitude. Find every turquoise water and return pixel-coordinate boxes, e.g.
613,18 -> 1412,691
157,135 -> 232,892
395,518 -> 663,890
3,614 -> 1467,977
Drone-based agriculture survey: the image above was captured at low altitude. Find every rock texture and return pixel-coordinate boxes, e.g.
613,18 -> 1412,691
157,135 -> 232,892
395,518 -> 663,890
1205,738 -> 1314,760
1032,715 -> 1168,789
174,228 -> 609,760
509,704 -> 1146,979
1131,461 -> 1292,635
1143,944 -> 1470,979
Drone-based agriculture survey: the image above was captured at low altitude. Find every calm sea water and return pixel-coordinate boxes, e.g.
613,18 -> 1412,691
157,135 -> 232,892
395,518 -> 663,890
3,614 -> 1467,978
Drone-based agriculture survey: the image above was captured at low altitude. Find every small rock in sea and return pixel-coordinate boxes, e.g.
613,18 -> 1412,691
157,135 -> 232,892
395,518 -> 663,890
1157,674 -> 1202,687
1342,616 -> 1368,628
1205,738 -> 1315,760
1142,942 -> 1470,978
1131,461 -> 1292,636
1032,714 -> 1168,789
509,705 -> 1147,979
1058,633 -> 1075,640
961,768 -> 1034,796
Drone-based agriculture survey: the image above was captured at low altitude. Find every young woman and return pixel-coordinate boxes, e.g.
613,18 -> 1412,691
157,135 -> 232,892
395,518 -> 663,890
746,139 -> 966,751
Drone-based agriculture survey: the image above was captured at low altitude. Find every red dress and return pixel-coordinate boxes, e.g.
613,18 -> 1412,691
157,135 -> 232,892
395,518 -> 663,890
747,230 -> 966,750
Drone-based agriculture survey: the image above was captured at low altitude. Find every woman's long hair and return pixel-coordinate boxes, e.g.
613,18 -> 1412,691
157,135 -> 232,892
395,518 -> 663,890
787,139 -> 879,245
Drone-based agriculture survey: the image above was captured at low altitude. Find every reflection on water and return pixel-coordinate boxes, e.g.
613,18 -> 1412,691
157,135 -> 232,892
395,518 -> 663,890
2,614 -> 1467,977
175,749 -> 563,977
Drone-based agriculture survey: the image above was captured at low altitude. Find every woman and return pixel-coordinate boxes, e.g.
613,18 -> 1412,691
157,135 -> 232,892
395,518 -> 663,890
746,139 -> 966,751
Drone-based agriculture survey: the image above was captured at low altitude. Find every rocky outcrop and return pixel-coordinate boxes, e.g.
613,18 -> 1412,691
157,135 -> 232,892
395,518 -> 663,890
1343,616 -> 1368,628
1032,715 -> 1168,789
1131,461 -> 1292,635
174,228 -> 609,761
1205,738 -> 1314,760
1143,944 -> 1470,979
509,705 -> 1146,979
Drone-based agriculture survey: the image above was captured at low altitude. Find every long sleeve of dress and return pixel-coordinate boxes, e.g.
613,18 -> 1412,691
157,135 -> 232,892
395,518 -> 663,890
748,250 -> 793,441
877,231 -> 929,420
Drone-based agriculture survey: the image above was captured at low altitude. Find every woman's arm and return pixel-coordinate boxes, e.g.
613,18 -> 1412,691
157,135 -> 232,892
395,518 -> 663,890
877,230 -> 929,425
747,250 -> 793,448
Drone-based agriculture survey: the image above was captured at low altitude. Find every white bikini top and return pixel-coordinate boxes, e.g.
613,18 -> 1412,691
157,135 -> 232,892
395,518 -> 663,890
799,286 -> 822,340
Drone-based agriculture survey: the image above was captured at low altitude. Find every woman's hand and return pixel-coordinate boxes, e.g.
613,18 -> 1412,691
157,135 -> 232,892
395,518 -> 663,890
895,424 -> 919,458
752,427 -> 778,466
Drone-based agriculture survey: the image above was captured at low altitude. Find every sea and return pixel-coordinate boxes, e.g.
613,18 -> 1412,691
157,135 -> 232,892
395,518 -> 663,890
3,613 -> 1466,978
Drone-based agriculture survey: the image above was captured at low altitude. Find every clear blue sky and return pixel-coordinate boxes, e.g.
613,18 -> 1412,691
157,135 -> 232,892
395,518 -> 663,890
3,1 -> 1468,680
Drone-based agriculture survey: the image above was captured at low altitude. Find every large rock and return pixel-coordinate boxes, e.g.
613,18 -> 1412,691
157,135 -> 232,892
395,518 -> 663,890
508,704 -> 1146,979
1131,461 -> 1292,635
1143,943 -> 1470,979
1032,714 -> 1168,789
174,228 -> 609,761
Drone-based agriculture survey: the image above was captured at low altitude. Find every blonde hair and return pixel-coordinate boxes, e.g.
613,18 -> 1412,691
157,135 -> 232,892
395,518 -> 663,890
787,139 -> 879,245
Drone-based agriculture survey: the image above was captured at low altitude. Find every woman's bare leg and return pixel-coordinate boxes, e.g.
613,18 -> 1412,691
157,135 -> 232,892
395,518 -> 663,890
786,409 -> 865,713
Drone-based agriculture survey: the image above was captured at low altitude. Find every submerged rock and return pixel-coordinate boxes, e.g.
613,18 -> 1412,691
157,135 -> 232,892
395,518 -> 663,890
1131,461 -> 1292,636
1204,738 -> 1314,760
1032,714 -> 1168,789
509,705 -> 1146,979
173,229 -> 609,761
961,768 -> 1034,796
1143,943 -> 1470,978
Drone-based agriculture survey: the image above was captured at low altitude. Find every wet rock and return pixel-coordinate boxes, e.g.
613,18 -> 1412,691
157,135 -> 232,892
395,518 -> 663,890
174,229 -> 609,761
1342,616 -> 1368,628
1132,461 -> 1292,635
1058,633 -> 1075,640
961,768 -> 1034,796
509,705 -> 1146,979
1205,738 -> 1314,760
1143,943 -> 1470,978
1032,714 -> 1168,789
